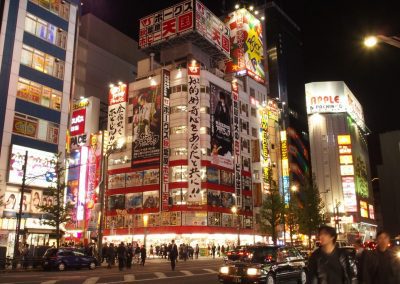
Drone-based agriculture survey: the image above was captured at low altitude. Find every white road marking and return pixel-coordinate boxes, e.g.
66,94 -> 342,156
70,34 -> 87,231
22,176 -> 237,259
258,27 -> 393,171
82,277 -> 99,284
203,268 -> 218,273
154,272 -> 167,278
180,270 -> 194,276
124,274 -> 135,282
41,281 -> 58,284
97,272 -> 217,283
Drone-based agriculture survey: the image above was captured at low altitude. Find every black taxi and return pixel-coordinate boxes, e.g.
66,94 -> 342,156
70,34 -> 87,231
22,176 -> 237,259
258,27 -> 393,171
218,245 -> 307,284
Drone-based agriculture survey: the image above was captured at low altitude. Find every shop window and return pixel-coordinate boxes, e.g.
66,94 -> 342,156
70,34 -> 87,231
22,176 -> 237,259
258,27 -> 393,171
36,19 -> 47,41
24,15 -> 36,34
21,47 -> 33,67
171,188 -> 187,205
21,45 -> 64,79
30,0 -> 70,20
12,113 -> 59,144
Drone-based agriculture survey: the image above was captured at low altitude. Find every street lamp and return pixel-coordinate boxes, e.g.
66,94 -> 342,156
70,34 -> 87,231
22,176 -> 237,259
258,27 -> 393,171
363,35 -> 400,49
231,206 -> 240,247
143,214 -> 149,248
364,36 -> 378,48
291,185 -> 298,192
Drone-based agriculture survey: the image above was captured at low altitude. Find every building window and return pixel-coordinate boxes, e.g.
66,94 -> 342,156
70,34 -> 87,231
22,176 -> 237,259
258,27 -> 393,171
170,105 -> 187,113
30,0 -> 70,20
251,107 -> 256,117
250,87 -> 255,98
200,106 -> 209,114
21,45 -> 65,79
17,77 -> 62,111
170,147 -> 187,156
171,188 -> 187,205
171,125 -> 187,135
25,14 -> 68,49
13,112 -> 59,144
251,127 -> 257,138
170,166 -> 188,182
200,126 -> 210,135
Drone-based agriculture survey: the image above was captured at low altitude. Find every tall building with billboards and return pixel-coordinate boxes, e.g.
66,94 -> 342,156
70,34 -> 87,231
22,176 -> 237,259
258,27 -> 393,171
306,81 -> 376,240
0,0 -> 80,256
101,1 -> 271,246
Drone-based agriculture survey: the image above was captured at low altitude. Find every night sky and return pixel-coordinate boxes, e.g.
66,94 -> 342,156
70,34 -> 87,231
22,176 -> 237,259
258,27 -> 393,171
81,0 -> 400,175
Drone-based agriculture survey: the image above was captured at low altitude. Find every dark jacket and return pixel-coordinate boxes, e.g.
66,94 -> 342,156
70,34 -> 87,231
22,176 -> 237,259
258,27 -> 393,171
363,248 -> 400,284
308,247 -> 353,284
169,244 -> 178,259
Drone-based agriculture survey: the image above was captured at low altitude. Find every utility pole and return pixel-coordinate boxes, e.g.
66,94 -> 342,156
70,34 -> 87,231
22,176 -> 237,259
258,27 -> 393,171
13,151 -> 28,267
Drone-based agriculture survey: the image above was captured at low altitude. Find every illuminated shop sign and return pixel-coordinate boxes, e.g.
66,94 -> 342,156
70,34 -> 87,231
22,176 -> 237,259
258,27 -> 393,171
261,108 -> 270,190
231,79 -> 241,206
339,155 -> 353,165
281,130 -> 289,203
339,145 -> 352,155
77,146 -> 88,221
340,165 -> 354,176
108,83 -> 127,146
305,82 -> 366,130
187,60 -> 202,203
360,201 -> 368,218
8,144 -> 56,188
368,204 -> 375,220
342,177 -> 357,212
70,108 -> 86,136
161,69 -> 171,211
338,135 -> 351,145
225,8 -> 265,83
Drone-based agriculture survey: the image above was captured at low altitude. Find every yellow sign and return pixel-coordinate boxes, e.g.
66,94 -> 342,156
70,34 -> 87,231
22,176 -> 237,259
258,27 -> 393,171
338,135 -> 351,145
360,201 -> 368,218
339,155 -> 353,165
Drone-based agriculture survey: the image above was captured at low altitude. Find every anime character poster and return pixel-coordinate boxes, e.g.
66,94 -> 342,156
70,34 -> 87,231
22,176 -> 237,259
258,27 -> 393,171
131,86 -> 162,169
210,83 -> 233,169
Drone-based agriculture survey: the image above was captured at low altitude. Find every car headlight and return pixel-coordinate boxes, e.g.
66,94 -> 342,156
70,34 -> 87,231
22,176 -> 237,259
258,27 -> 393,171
220,266 -> 229,274
247,268 -> 261,276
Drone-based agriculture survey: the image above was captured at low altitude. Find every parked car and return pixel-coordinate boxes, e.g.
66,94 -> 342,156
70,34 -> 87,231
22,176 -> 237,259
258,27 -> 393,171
42,248 -> 98,271
218,245 -> 307,284
224,246 -> 250,262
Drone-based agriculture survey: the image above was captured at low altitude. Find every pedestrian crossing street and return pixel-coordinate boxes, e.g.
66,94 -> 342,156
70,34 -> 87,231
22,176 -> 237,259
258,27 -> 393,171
31,268 -> 219,284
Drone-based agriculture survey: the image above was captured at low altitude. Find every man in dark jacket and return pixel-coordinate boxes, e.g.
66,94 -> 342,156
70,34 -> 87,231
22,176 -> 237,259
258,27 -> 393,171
363,231 -> 400,284
140,245 -> 147,266
169,240 -> 178,271
116,242 -> 127,271
308,225 -> 353,284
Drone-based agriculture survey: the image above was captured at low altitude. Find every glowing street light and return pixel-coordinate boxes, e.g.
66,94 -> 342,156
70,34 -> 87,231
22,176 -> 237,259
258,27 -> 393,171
231,206 -> 238,214
364,36 -> 378,48
249,5 -> 254,11
291,185 -> 298,192
143,214 -> 149,247
235,4 -> 240,9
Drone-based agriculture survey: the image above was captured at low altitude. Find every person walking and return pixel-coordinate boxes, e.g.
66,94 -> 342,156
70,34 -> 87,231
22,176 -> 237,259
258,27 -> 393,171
169,240 -> 178,271
221,245 -> 225,256
140,245 -> 147,266
211,244 -> 216,259
195,244 -> 200,259
102,243 -> 108,263
116,242 -> 127,271
126,243 -> 133,269
150,245 -> 154,258
107,243 -> 115,269
308,225 -> 353,283
217,244 -> 221,257
363,231 -> 400,284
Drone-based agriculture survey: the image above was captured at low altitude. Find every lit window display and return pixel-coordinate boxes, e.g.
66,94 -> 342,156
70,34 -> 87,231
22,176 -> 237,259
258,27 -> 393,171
170,166 -> 188,182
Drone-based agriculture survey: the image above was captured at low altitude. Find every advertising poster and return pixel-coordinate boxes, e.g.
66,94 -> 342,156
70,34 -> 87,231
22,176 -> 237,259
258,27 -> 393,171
354,155 -> 369,198
360,201 -> 368,218
143,190 -> 159,209
143,169 -> 160,185
125,193 -> 143,209
132,86 -> 162,168
243,195 -> 252,211
126,171 -> 144,187
170,211 -> 182,226
207,167 -> 219,184
161,69 -> 171,211
3,192 -> 20,211
210,83 -> 233,169
30,190 -> 42,213
208,212 -> 222,226
187,61 -> 202,203
207,189 -> 221,207
8,145 -> 56,188
108,173 -> 126,190
342,177 -> 357,212
221,213 -> 233,227
221,192 -> 235,208
225,9 -> 265,83
182,211 -> 207,226
242,176 -> 252,191
13,117 -> 37,138
108,194 -> 125,211
42,195 -> 54,207
220,170 -> 233,186
139,0 -> 194,48
261,107 -> 270,190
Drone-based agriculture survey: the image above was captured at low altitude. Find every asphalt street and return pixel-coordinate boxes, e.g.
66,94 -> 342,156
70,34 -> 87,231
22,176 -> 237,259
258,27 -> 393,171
0,258 -> 223,284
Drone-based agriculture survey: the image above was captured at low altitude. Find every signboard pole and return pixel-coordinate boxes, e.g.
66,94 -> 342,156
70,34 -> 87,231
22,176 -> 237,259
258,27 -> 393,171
13,151 -> 28,265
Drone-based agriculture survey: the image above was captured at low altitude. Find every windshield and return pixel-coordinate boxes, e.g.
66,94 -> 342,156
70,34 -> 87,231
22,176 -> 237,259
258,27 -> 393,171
249,247 -> 277,263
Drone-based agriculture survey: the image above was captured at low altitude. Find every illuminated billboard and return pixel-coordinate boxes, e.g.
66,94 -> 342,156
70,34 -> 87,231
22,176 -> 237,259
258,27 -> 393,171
338,135 -> 351,145
281,130 -> 289,203
342,177 -> 357,212
360,201 -> 368,218
8,145 -> 56,188
108,84 -> 127,146
305,81 -> 365,130
225,9 -> 265,83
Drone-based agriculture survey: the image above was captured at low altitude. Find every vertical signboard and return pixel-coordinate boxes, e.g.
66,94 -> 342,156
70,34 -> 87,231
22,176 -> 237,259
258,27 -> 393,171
107,84 -> 127,146
195,1 -> 230,57
342,176 -> 357,212
280,130 -> 289,203
231,80 -> 241,206
225,9 -> 265,83
261,107 -> 270,191
139,0 -> 194,48
210,83 -> 233,169
187,61 -> 201,203
131,85 -> 161,168
161,69 -> 171,211
77,146 -> 88,221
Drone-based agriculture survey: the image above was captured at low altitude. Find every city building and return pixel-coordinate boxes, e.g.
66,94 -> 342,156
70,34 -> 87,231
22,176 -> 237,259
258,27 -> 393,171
306,81 -> 376,241
0,0 -> 80,256
377,130 -> 400,237
96,1 -> 271,247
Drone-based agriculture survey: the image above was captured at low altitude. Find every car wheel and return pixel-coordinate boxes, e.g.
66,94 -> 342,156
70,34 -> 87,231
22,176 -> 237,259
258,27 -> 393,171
298,269 -> 307,284
58,262 -> 66,271
89,262 -> 96,270
266,274 -> 275,284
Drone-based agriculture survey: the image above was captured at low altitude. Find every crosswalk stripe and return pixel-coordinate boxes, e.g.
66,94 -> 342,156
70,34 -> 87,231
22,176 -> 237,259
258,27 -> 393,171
124,274 -> 135,282
82,277 -> 100,284
203,268 -> 218,273
181,270 -> 194,276
41,281 -> 57,284
154,272 -> 167,278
